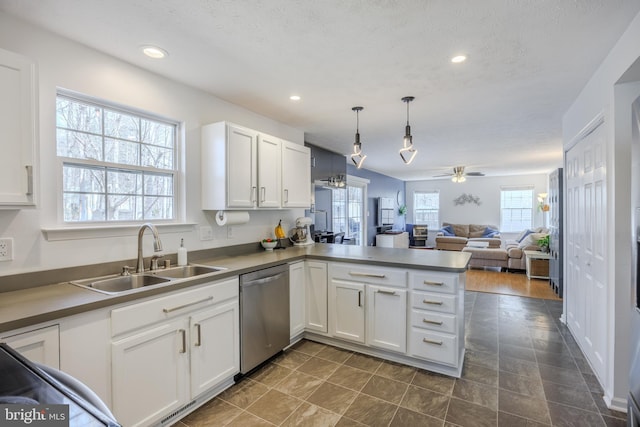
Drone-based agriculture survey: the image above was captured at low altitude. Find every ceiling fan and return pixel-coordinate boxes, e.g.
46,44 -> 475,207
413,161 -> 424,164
434,166 -> 485,183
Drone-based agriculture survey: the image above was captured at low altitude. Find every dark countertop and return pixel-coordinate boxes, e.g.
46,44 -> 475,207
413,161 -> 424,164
0,244 -> 470,334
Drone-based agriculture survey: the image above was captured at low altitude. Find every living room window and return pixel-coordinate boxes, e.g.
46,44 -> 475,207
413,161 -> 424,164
56,91 -> 178,223
500,187 -> 534,232
413,190 -> 439,230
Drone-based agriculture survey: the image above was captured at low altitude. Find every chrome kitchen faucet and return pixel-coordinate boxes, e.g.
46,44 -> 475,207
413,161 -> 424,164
136,223 -> 163,273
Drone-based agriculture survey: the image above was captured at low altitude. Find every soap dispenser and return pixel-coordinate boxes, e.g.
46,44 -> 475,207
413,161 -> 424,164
177,238 -> 187,266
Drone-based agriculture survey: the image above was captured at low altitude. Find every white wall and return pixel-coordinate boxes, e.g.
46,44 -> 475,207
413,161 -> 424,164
0,14 -> 305,277
406,173 -> 550,245
562,9 -> 640,411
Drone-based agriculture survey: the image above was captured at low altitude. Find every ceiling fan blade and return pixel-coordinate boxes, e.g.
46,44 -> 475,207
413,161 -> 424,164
465,172 -> 485,176
433,173 -> 453,177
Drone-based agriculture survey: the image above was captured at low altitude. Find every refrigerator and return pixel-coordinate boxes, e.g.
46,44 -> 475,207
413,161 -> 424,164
629,97 -> 640,426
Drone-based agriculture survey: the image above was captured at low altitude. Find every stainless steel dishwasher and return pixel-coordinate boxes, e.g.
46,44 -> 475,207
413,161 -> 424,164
239,263 -> 290,374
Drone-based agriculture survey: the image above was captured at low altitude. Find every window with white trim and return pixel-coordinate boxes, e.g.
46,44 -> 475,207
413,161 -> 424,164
500,187 -> 534,232
56,92 -> 178,223
413,190 -> 439,230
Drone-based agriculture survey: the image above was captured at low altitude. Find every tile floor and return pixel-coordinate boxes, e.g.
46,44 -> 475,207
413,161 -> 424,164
176,291 -> 627,426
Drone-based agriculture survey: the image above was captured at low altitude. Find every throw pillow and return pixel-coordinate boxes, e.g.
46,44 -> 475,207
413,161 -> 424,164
440,225 -> 455,236
482,227 -> 499,238
451,224 -> 469,237
516,229 -> 533,243
469,230 -> 484,238
518,233 -> 547,249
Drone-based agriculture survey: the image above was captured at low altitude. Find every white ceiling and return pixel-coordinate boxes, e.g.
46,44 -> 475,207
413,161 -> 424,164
2,0 -> 640,181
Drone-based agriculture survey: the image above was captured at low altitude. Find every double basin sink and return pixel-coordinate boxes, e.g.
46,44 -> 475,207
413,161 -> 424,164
70,265 -> 225,295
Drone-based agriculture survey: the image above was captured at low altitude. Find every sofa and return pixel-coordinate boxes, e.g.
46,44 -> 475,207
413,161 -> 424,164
462,227 -> 549,271
435,223 -> 501,251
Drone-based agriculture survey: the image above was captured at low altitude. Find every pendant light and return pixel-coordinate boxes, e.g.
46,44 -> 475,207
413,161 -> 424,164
399,96 -> 418,164
350,106 -> 366,169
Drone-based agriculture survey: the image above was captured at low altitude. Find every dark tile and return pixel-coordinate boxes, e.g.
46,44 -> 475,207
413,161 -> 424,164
335,416 -> 366,426
498,389 -> 551,425
390,407 -> 443,427
532,337 -> 568,353
273,349 -> 311,370
400,384 -> 450,419
180,397 -> 243,426
445,397 -> 497,427
249,363 -> 293,387
227,411 -> 275,427
602,414 -> 627,427
452,378 -> 497,410
297,356 -> 340,380
460,361 -> 498,387
343,353 -> 383,373
326,365 -> 373,392
412,369 -> 455,395
375,360 -> 416,384
246,389 -> 301,425
542,380 -> 598,412
583,373 -> 604,393
538,363 -> 585,388
575,356 -> 596,376
499,343 -> 537,362
590,392 -> 627,420
498,411 -> 551,426
361,375 -> 408,405
292,339 -> 327,356
342,394 -> 397,427
499,355 -> 540,378
274,370 -> 324,399
281,402 -> 341,427
465,336 -> 498,354
306,382 -> 357,415
315,345 -> 353,364
547,401 -> 606,427
535,349 -> 579,369
464,348 -> 498,370
218,378 -> 269,409
499,371 -> 545,399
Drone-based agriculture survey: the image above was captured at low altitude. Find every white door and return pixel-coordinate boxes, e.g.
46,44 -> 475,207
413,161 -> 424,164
329,279 -> 365,343
227,124 -> 257,208
282,141 -> 311,208
112,319 -> 189,427
257,134 -> 281,207
305,261 -> 328,333
289,262 -> 306,339
190,300 -> 239,397
366,285 -> 407,353
565,117 -> 607,382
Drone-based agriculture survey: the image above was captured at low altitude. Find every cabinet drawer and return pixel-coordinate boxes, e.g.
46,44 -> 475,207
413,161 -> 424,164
330,263 -> 406,287
409,329 -> 458,367
112,278 -> 239,337
411,291 -> 456,314
410,309 -> 456,334
410,271 -> 457,294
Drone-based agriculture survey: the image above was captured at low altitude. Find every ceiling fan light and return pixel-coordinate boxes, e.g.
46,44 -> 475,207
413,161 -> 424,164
452,175 -> 466,183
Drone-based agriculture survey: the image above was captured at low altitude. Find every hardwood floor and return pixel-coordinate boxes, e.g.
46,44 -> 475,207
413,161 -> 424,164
465,267 -> 562,300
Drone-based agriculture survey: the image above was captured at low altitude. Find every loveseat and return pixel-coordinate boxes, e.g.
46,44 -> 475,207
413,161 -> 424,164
435,223 -> 501,251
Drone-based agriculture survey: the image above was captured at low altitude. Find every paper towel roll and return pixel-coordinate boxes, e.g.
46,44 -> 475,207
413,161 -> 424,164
215,211 -> 250,226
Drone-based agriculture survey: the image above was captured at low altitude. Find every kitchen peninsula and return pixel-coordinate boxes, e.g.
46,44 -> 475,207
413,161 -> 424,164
0,244 -> 470,426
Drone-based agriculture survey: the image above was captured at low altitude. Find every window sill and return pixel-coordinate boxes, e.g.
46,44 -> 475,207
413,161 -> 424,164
42,223 -> 196,241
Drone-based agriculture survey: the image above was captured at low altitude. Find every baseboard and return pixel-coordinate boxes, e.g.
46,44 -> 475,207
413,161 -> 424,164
603,393 -> 628,414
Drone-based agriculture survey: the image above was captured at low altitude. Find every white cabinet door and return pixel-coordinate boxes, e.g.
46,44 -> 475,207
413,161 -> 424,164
227,124 -> 258,208
257,134 -> 281,207
190,300 -> 239,397
112,319 -> 189,427
366,285 -> 407,353
1,325 -> 59,369
0,48 -> 36,207
289,261 -> 306,339
329,279 -> 365,343
305,261 -> 328,333
281,141 -> 311,208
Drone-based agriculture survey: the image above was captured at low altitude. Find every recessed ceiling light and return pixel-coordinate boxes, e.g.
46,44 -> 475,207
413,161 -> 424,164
451,55 -> 467,63
289,95 -> 301,101
141,45 -> 168,59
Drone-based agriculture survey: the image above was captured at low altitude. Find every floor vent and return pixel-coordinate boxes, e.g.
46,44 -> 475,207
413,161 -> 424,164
160,400 -> 196,425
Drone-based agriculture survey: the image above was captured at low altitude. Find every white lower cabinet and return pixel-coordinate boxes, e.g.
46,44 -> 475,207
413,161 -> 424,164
305,261 -> 328,333
366,285 -> 407,353
1,324 -> 60,369
329,279 -> 365,343
111,278 -> 239,427
289,261 -> 306,340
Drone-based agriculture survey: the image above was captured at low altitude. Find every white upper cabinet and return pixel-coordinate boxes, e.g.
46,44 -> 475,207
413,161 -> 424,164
202,122 -> 310,210
282,140 -> 310,208
0,48 -> 37,208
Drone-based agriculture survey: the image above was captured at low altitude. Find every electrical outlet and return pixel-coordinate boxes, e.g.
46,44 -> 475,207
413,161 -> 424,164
0,238 -> 14,261
227,226 -> 234,239
199,226 -> 213,241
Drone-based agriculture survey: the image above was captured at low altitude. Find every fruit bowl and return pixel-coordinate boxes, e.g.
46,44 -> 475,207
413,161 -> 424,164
261,239 -> 278,251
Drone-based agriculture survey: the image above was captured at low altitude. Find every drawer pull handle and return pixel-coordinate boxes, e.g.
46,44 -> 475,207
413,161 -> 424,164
424,280 -> 444,286
358,290 -> 362,307
423,338 -> 443,346
179,329 -> 187,353
349,272 -> 386,278
194,323 -> 202,347
423,300 -> 443,305
377,290 -> 397,296
163,296 -> 214,313
422,319 -> 444,325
